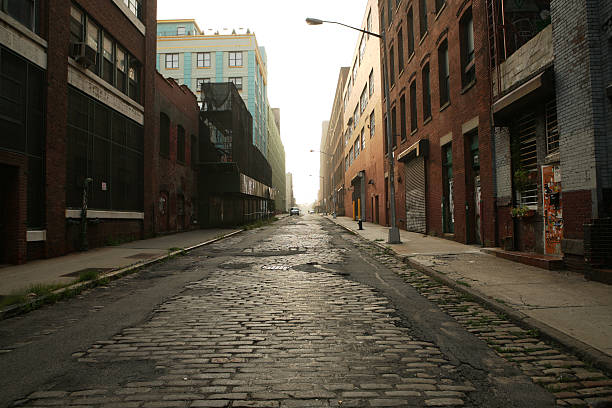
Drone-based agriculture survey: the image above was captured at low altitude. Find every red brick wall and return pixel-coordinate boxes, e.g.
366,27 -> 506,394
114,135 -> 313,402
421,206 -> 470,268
379,0 -> 495,245
151,74 -> 199,235
563,190 -> 592,240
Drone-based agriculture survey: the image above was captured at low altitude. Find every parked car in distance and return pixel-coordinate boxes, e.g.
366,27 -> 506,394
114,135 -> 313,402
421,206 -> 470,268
308,210 -> 315,214
290,207 -> 300,216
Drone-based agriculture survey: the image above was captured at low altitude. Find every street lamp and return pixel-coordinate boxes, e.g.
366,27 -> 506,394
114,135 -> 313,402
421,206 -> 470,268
306,16 -> 401,243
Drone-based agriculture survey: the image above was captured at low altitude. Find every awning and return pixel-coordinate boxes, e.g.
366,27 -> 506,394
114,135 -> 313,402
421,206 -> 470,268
493,69 -> 554,122
398,139 -> 428,162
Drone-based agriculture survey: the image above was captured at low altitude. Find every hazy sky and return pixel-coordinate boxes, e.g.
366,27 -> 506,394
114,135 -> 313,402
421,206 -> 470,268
157,0 -> 369,205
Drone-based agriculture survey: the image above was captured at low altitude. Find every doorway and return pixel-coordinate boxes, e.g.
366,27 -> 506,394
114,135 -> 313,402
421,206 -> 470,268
0,164 -> 18,264
375,195 -> 380,224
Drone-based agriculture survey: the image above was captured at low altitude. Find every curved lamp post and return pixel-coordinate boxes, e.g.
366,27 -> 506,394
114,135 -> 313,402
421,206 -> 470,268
306,17 -> 400,243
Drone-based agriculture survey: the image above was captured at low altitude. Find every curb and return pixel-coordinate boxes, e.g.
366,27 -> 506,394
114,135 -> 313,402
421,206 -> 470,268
0,229 -> 244,321
328,218 -> 612,377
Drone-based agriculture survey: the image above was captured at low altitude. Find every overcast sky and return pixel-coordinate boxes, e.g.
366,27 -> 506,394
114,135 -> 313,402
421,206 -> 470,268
157,0 -> 369,205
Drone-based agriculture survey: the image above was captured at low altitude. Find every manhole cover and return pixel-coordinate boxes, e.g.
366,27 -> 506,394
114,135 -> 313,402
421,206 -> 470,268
261,265 -> 290,270
61,267 -> 114,278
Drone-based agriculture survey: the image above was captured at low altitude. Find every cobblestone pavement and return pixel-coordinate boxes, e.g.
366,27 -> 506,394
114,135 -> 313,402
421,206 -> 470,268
341,230 -> 612,407
10,216 -> 606,407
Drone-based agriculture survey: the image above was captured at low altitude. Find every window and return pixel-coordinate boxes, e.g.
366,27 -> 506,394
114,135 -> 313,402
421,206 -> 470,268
391,106 -> 397,148
347,77 -> 352,100
165,53 -> 179,69
228,51 -> 242,67
349,147 -> 354,165
419,0 -> 428,38
122,0 -> 143,21
368,69 -> 374,97
197,52 -> 211,68
460,8 -> 475,87
436,0 -> 446,13
3,0 -> 38,32
102,34 -> 114,84
438,39 -> 450,107
128,59 -> 140,102
229,77 -> 242,90
387,0 -> 393,26
177,125 -> 185,163
400,94 -> 407,141
367,10 -> 372,39
397,28 -> 404,73
389,45 -> 395,87
116,46 -> 126,92
177,26 -> 185,35
360,85 -> 368,114
545,99 -> 559,154
410,80 -> 417,131
407,8 -> 415,56
160,113 -> 170,157
370,111 -> 375,138
359,36 -> 366,65
354,138 -> 360,158
70,6 -> 83,44
422,63 -> 431,120
353,105 -> 359,130
86,19 -> 100,73
345,155 -> 349,171
196,78 -> 210,91
352,63 -> 358,83
361,127 -> 366,150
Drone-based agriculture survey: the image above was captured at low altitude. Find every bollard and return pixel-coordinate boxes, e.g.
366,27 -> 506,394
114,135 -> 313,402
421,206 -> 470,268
358,220 -> 363,230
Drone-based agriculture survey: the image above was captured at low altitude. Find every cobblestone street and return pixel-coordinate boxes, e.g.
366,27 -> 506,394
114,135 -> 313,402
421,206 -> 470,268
3,216 -> 607,407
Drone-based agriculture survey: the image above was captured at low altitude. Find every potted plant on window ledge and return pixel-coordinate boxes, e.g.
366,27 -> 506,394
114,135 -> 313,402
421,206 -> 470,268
511,205 -> 536,219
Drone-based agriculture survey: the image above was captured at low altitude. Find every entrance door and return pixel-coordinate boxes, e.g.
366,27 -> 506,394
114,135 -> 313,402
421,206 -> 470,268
442,144 -> 454,233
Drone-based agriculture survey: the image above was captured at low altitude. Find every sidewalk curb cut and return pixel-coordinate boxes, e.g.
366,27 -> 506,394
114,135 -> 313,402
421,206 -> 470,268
328,218 -> 612,377
0,229 -> 244,321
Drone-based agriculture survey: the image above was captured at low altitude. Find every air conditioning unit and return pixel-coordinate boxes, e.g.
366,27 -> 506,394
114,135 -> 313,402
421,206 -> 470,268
71,42 -> 97,68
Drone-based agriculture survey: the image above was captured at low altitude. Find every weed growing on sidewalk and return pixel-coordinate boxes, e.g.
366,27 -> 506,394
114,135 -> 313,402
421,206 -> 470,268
77,269 -> 100,282
0,282 -> 67,308
456,280 -> 471,287
242,217 -> 278,231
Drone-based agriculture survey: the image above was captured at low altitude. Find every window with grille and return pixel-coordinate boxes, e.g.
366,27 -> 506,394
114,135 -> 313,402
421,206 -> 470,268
361,128 -> 365,150
229,77 -> 242,90
197,52 -> 211,68
177,26 -> 185,35
228,52 -> 242,67
368,69 -> 374,97
517,112 -> 538,207
359,36 -> 366,65
165,53 -> 179,69
370,111 -> 375,138
546,99 -> 559,154
360,85 -> 368,114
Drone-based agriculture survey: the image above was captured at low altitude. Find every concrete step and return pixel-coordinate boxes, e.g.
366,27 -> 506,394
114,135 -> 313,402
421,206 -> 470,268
482,248 -> 565,270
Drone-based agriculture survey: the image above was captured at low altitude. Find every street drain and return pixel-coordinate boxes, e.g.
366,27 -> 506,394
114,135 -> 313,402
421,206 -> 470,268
261,265 -> 290,270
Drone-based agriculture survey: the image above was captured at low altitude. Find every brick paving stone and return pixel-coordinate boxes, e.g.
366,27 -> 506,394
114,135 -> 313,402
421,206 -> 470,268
424,398 -> 464,406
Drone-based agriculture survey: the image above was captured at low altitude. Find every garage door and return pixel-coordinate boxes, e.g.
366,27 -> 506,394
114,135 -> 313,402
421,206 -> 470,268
404,156 -> 426,233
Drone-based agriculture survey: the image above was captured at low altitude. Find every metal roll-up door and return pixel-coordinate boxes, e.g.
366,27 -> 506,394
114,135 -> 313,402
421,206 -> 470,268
404,156 -> 426,233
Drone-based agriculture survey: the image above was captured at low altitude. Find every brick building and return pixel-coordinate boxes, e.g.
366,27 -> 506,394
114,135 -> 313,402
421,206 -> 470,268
0,0 -> 155,264
340,0 -> 387,225
153,74 -> 199,234
491,0 -> 612,270
378,0 -> 495,245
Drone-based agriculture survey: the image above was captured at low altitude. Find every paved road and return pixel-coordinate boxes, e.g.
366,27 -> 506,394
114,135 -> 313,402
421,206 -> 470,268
0,216 -> 561,407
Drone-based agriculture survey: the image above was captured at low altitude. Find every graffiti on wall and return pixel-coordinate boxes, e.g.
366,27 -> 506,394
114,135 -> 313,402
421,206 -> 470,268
542,165 -> 562,255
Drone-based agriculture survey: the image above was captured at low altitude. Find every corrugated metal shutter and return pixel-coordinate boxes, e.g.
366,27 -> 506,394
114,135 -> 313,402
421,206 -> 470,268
404,156 -> 426,233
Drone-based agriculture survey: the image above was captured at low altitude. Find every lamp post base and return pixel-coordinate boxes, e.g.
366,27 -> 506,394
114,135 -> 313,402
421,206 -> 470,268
387,226 -> 401,244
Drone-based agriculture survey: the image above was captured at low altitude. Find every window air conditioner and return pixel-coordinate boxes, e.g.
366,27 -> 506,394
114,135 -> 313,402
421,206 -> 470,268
71,42 -> 97,68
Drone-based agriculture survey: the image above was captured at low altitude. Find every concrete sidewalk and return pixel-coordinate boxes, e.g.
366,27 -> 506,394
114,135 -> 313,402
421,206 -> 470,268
0,228 -> 241,296
327,215 -> 612,369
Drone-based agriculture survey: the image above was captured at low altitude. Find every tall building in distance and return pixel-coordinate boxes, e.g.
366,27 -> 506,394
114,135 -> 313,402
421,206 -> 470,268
156,20 -> 269,157
285,172 -> 295,211
267,108 -> 286,213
